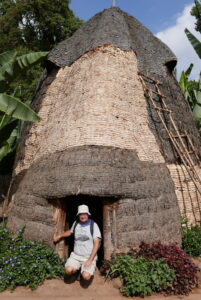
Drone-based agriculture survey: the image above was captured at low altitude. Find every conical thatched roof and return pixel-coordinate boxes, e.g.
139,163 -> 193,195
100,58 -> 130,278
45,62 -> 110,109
48,7 -> 177,74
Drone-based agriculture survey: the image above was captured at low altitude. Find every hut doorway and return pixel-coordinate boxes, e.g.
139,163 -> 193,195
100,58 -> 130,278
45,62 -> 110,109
53,195 -> 118,263
66,195 -> 104,266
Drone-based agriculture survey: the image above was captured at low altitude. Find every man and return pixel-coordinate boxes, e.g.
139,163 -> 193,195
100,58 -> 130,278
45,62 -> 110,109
53,204 -> 101,281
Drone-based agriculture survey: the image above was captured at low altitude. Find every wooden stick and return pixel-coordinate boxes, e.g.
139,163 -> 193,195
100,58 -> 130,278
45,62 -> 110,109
138,71 -> 161,85
185,130 -> 200,163
139,76 -> 201,196
155,83 -> 201,185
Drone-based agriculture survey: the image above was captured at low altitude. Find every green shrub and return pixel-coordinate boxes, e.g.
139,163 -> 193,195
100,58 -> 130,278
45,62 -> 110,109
106,255 -> 175,297
135,242 -> 199,295
0,225 -> 64,291
182,223 -> 201,257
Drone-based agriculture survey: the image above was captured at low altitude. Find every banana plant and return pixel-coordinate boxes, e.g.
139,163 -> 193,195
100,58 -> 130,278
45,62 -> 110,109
178,64 -> 197,109
0,50 -> 48,164
192,74 -> 201,132
185,29 -> 201,59
176,64 -> 201,133
185,0 -> 201,59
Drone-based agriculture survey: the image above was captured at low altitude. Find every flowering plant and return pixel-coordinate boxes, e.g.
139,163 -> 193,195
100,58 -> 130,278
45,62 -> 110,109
0,225 -> 64,291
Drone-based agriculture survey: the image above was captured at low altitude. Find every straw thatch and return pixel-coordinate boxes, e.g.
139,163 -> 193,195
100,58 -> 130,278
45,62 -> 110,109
4,7 -> 201,257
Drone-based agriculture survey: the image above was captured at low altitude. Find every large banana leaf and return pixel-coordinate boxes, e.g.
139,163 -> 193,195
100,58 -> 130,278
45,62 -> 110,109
0,112 -> 13,129
0,93 -> 40,121
193,74 -> 201,123
179,71 -> 188,92
0,51 -> 48,92
0,127 -> 18,162
185,63 -> 194,77
193,103 -> 201,120
185,28 -> 201,59
0,51 -> 17,90
0,119 -> 18,142
16,52 -> 48,69
193,74 -> 201,104
0,50 -> 17,67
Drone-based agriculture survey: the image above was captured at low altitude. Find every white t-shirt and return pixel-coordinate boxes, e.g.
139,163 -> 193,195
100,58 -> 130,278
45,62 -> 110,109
70,219 -> 102,258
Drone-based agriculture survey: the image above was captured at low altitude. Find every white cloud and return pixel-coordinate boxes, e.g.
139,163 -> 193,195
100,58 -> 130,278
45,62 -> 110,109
155,4 -> 201,80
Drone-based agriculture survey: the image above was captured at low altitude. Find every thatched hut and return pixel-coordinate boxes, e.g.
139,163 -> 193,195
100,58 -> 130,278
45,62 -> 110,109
5,8 -> 201,259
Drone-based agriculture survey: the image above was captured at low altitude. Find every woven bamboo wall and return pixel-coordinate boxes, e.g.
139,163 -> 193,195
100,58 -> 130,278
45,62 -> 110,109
14,45 -> 165,178
167,164 -> 201,224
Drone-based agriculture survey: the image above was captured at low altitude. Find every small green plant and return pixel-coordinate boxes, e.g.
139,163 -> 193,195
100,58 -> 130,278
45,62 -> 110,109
106,255 -> 175,297
0,224 -> 65,291
182,222 -> 201,257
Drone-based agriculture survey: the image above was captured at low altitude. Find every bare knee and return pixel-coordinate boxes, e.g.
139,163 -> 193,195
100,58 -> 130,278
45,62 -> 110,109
82,271 -> 92,281
65,266 -> 77,275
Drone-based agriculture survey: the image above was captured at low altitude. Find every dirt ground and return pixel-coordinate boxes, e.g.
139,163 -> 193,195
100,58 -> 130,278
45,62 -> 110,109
1,259 -> 201,300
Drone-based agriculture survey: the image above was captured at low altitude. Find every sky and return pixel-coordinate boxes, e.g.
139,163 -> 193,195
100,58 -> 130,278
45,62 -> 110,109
70,0 -> 201,79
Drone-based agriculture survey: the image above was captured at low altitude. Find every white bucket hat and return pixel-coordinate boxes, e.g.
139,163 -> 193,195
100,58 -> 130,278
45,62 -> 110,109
76,204 -> 91,216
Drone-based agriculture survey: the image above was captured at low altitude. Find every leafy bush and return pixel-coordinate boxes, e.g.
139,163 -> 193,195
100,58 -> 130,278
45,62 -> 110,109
101,242 -> 199,297
105,255 -> 175,297
0,225 -> 64,291
134,242 -> 199,295
182,223 -> 201,257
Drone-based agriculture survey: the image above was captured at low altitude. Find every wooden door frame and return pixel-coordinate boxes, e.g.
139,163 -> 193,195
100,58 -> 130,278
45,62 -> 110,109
52,198 -> 118,260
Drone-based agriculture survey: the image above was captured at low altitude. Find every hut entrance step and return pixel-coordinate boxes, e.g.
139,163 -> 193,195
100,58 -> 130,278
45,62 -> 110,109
139,72 -> 201,198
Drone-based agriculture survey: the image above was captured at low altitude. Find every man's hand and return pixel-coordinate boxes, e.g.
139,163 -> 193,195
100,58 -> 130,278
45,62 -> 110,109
53,234 -> 61,244
84,259 -> 92,268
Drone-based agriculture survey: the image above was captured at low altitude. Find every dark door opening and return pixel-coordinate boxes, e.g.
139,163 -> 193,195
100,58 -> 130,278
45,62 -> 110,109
65,195 -> 104,267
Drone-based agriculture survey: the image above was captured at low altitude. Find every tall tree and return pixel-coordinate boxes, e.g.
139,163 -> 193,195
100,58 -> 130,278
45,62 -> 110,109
0,0 -> 82,52
0,0 -> 83,102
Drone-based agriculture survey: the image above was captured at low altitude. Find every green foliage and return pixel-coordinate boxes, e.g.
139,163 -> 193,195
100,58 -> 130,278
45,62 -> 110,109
0,50 -> 48,92
0,94 -> 39,121
0,0 -> 83,53
178,64 -> 195,106
107,255 -> 175,297
182,221 -> 201,257
185,1 -> 201,59
191,0 -> 201,34
185,28 -> 201,59
176,64 -> 201,133
0,224 -> 64,291
192,74 -> 201,130
0,50 -> 47,168
0,0 -> 83,102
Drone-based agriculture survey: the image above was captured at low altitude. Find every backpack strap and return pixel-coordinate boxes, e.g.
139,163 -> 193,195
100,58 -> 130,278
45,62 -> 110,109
73,220 -> 79,235
90,219 -> 94,237
73,219 -> 94,237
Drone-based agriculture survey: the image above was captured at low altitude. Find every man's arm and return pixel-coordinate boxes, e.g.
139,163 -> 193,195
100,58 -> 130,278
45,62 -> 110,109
53,230 -> 73,243
84,238 -> 101,267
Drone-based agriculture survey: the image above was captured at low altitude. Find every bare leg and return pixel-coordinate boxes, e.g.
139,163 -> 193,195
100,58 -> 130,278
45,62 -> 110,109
81,271 -> 92,281
65,266 -> 78,275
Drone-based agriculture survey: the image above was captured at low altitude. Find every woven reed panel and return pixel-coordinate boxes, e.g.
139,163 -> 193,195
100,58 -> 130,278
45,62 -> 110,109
115,197 -> 181,253
14,45 -> 164,176
167,164 -> 201,224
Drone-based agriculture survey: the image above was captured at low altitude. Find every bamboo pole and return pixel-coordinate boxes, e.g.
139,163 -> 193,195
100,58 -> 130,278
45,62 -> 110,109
185,130 -> 200,163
